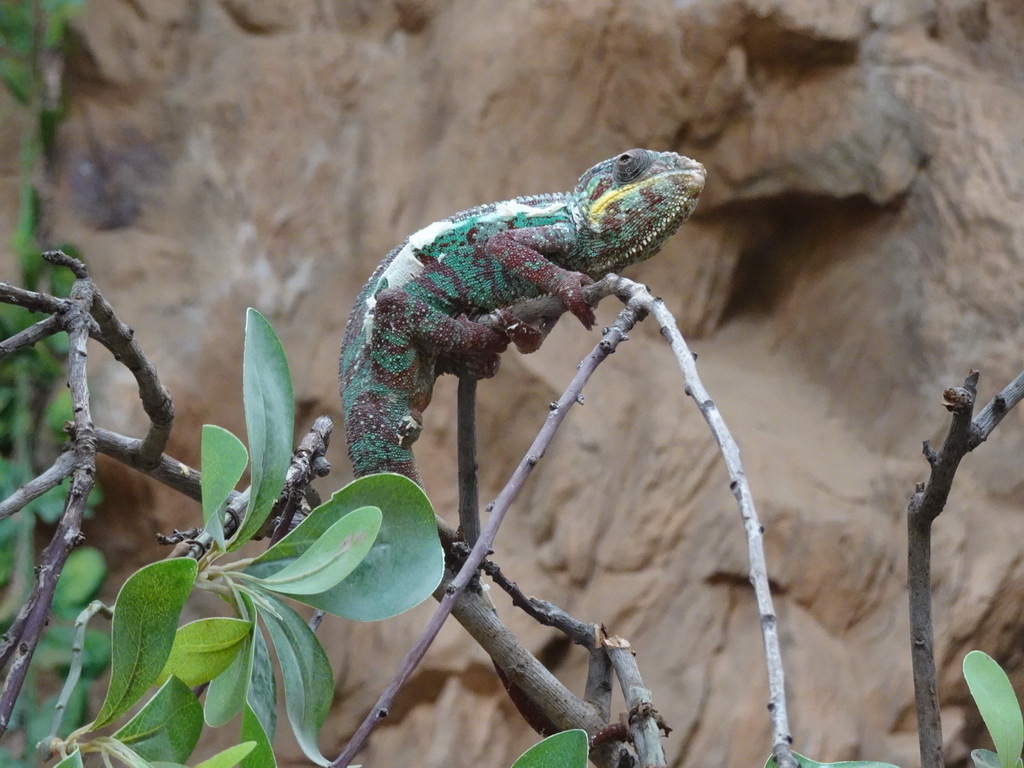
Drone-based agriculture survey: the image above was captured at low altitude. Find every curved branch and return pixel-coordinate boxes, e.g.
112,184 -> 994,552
95,427 -> 202,501
88,288 -> 175,467
611,277 -> 798,768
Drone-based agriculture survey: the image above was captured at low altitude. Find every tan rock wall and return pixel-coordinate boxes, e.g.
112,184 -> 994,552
4,0 -> 1024,766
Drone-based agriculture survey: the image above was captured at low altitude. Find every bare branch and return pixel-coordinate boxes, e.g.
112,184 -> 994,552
599,277 -> 797,768
2,251 -> 178,474
41,600 -> 112,760
483,559 -> 600,649
0,281 -> 66,315
41,249 -> 88,278
95,427 -> 202,501
607,639 -> 669,768
88,288 -> 175,467
971,367 -> 1024,446
0,270 -> 97,737
268,415 -> 333,544
0,449 -> 76,521
904,368 -> 1024,768
0,314 -> 62,358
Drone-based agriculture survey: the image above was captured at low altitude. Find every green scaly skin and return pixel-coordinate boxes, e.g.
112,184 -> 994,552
340,149 -> 706,485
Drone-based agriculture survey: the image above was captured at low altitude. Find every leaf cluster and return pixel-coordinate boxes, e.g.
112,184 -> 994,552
44,310 -> 444,768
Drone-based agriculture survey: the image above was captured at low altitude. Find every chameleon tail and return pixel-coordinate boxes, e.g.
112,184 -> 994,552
343,384 -> 423,484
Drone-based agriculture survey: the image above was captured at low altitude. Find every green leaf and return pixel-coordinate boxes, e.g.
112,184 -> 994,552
112,676 -> 203,764
230,309 -> 293,550
764,751 -> 903,768
53,749 -> 83,768
245,474 -> 442,620
52,546 -> 106,617
261,593 -> 332,766
201,425 -> 248,549
241,703 -> 277,768
512,729 -> 588,768
194,743 -> 257,768
246,615 -> 276,742
156,617 -> 252,688
965,651 -> 1024,768
974,750 -> 1004,768
205,597 -> 256,728
245,506 -> 381,596
93,559 -> 197,729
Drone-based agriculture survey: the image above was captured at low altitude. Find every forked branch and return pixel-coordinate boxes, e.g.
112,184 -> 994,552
907,368 -> 1024,768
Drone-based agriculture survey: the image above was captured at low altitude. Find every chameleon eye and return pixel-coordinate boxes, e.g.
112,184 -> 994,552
612,149 -> 652,183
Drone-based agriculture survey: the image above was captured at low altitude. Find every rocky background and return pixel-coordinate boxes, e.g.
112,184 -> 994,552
3,1 -> 1024,766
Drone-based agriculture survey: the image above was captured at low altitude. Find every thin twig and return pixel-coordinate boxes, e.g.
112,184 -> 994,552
483,559 -> 600,649
0,281 -> 66,315
970,368 -> 1024,446
608,278 -> 798,768
268,415 -> 333,545
0,314 -> 62,358
457,375 -> 481,545
40,600 -> 113,760
0,449 -> 76,521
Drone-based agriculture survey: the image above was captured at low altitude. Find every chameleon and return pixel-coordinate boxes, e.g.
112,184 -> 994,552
339,148 -> 706,485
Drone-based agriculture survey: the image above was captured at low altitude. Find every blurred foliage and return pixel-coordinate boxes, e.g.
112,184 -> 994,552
0,2 -> 107,766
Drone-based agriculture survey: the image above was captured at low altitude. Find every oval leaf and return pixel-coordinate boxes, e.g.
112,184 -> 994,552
261,594 -> 332,766
512,729 -> 589,768
202,425 -> 248,549
246,506 -> 381,596
965,650 -> 1024,768
93,558 -> 198,729
113,676 -> 202,763
246,474 -> 442,620
157,617 -> 253,688
231,309 -> 293,550
194,742 -> 257,768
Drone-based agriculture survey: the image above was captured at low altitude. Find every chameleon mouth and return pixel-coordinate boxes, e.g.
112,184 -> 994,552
620,162 -> 706,260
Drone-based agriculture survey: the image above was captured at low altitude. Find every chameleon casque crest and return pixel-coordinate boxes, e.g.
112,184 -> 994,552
340,149 -> 706,484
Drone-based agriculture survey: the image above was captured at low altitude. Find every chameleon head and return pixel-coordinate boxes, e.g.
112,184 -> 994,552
572,149 -> 706,276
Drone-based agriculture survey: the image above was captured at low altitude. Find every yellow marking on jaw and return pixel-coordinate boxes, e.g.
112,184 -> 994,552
588,180 -> 646,220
